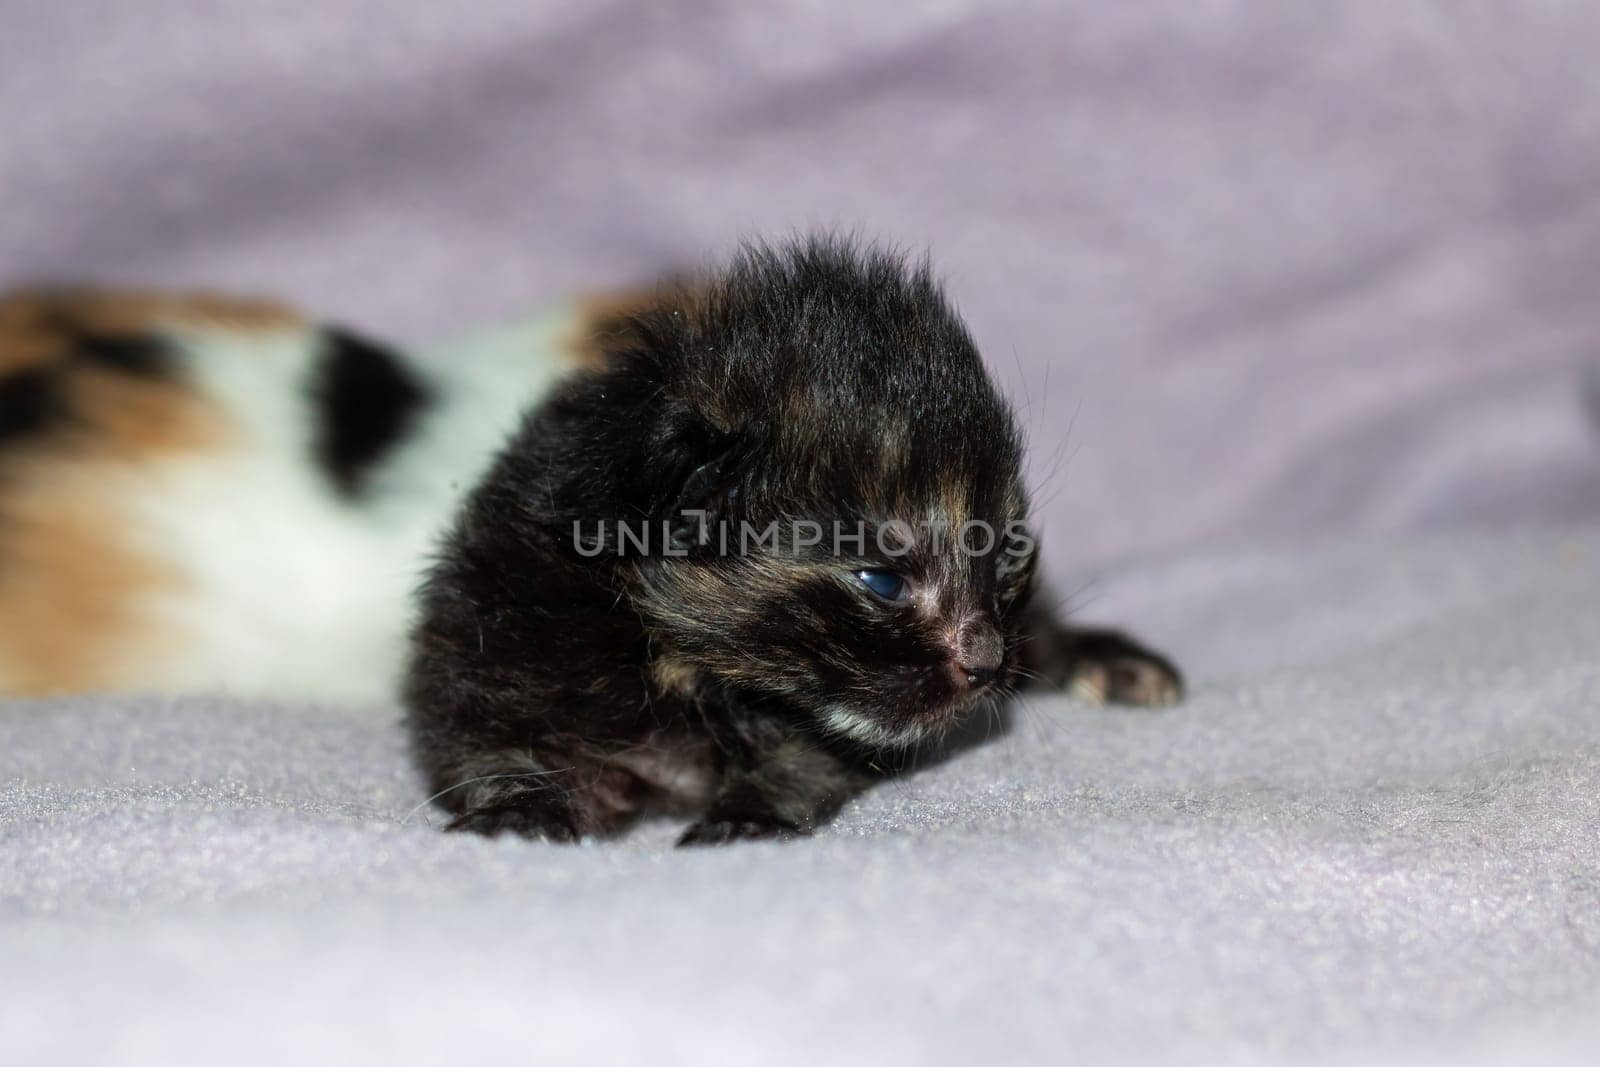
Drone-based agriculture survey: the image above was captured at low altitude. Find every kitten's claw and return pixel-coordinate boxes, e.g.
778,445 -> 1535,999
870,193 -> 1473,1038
445,796 -> 581,842
677,814 -> 809,847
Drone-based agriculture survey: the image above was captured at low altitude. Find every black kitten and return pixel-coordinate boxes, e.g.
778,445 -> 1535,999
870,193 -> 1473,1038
404,237 -> 1181,845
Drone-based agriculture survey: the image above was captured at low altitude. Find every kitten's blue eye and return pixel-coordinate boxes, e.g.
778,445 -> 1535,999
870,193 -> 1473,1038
853,568 -> 910,603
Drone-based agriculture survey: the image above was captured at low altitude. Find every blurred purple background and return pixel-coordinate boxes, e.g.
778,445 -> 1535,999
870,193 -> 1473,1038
4,1 -> 1598,570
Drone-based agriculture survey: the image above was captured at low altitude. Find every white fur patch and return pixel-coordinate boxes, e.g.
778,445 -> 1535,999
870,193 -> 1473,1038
108,310 -> 579,708
821,704 -> 933,749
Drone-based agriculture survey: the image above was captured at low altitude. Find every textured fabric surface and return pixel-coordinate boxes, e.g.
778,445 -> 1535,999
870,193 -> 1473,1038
3,3 -> 1600,1064
3,532 -> 1599,1065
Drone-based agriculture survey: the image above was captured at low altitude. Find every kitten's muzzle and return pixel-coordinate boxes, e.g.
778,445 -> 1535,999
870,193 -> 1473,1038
948,620 -> 1003,693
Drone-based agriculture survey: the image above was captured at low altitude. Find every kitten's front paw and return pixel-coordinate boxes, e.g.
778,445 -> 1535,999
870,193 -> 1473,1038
677,813 -> 809,847
445,794 -> 581,842
1025,626 -> 1184,707
1071,653 -> 1183,708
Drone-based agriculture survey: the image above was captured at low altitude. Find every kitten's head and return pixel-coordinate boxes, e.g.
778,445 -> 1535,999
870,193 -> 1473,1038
608,238 -> 1039,750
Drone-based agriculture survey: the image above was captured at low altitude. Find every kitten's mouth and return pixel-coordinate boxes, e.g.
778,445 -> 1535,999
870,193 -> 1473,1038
821,671 -> 999,749
902,691 -> 986,735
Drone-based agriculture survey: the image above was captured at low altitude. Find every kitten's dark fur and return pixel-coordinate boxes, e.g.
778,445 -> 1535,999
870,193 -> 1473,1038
404,237 -> 1180,845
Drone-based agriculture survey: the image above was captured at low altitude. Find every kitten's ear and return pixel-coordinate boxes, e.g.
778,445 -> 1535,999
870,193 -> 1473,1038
659,433 -> 747,552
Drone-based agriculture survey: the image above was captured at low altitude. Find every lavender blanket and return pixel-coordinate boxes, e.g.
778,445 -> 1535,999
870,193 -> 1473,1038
3,3 -> 1599,1063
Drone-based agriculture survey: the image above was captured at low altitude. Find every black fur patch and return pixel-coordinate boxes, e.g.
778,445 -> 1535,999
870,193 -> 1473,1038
308,328 -> 432,497
0,328 -> 177,446
75,334 -> 172,376
0,367 -> 66,446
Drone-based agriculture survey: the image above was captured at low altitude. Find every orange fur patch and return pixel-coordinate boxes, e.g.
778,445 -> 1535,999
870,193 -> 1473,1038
65,368 -> 218,454
0,287 -> 301,341
562,283 -> 699,372
0,288 -> 235,694
0,295 -> 76,375
0,470 -> 171,693
0,286 -> 226,457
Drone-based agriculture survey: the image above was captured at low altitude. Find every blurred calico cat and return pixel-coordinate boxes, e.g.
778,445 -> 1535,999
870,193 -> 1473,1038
0,237 -> 1181,843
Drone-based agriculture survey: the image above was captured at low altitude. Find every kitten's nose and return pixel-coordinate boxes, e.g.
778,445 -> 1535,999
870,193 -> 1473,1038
950,621 -> 1003,691
960,663 -> 997,689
